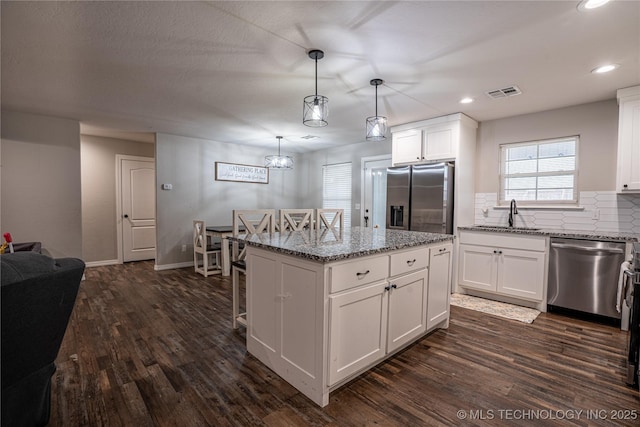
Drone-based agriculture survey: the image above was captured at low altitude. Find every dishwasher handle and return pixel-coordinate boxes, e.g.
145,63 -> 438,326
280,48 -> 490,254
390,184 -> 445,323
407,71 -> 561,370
550,242 -> 625,254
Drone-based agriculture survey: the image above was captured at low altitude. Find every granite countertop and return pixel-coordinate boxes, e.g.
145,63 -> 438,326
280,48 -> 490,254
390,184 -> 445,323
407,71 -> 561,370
458,225 -> 639,242
230,226 -> 454,262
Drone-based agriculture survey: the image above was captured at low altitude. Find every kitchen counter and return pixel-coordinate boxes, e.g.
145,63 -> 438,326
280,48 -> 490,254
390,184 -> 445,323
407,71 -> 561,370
233,226 -> 454,262
236,226 -> 453,407
458,225 -> 638,242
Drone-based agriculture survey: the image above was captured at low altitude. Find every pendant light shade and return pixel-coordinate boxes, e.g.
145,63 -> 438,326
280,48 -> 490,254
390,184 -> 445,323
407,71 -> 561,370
265,136 -> 293,170
303,49 -> 328,127
366,78 -> 387,141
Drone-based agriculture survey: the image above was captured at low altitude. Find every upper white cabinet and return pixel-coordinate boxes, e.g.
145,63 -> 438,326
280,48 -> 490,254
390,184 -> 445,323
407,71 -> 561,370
391,113 -> 479,231
616,86 -> 640,193
390,113 -> 476,165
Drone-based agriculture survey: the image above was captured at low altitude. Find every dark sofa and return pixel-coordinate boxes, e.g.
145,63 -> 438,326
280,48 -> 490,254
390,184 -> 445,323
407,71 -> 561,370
1,252 -> 85,426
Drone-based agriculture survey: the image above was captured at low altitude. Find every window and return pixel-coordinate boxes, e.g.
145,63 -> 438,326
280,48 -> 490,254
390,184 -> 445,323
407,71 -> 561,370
322,162 -> 352,226
499,136 -> 578,205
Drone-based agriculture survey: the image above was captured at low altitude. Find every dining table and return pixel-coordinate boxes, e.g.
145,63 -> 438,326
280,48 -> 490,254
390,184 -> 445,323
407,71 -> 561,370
205,225 -> 244,276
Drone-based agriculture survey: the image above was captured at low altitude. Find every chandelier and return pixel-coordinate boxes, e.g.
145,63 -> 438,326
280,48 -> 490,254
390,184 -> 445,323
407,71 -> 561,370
265,136 -> 293,170
366,78 -> 387,141
303,49 -> 328,127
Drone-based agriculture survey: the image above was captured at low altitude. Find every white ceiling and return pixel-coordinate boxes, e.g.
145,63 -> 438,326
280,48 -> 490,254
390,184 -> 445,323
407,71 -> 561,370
2,1 -> 639,153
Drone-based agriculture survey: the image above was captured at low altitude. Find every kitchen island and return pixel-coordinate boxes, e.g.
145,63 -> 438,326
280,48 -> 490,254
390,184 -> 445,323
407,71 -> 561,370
234,226 -> 453,407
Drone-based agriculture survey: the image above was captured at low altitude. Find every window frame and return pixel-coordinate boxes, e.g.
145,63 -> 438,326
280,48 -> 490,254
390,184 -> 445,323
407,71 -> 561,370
322,162 -> 352,226
498,135 -> 579,206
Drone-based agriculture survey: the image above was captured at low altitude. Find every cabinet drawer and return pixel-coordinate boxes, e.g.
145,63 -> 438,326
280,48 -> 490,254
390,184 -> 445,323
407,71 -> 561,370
389,247 -> 429,277
330,256 -> 389,293
459,231 -> 546,252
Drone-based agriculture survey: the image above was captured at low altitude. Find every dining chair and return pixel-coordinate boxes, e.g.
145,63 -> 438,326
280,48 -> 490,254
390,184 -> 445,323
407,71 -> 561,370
316,208 -> 344,232
279,208 -> 314,231
193,220 -> 222,277
232,209 -> 275,329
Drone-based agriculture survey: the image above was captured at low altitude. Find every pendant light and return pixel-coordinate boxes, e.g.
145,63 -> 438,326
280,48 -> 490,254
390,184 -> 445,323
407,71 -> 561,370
366,78 -> 387,141
265,136 -> 293,170
303,49 -> 328,127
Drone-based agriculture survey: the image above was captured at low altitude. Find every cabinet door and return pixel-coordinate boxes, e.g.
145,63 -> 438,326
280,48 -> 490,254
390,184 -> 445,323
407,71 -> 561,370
392,129 -> 423,164
457,244 -> 497,292
328,281 -> 387,386
427,243 -> 452,330
387,270 -> 427,353
423,121 -> 458,161
616,97 -> 640,192
496,248 -> 545,301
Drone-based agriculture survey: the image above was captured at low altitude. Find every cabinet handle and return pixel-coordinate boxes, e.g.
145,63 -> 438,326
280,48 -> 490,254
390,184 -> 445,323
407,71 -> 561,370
493,250 -> 497,254
624,184 -> 628,188
406,259 -> 416,266
498,250 -> 503,255
439,248 -> 447,253
391,284 -> 397,289
416,156 -> 420,160
384,285 -> 391,291
356,270 -> 370,279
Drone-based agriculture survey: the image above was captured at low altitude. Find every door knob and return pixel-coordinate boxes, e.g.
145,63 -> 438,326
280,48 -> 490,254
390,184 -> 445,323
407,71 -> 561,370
124,214 -> 129,218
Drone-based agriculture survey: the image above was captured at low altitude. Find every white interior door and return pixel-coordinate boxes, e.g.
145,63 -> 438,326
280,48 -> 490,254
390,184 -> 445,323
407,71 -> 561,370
121,158 -> 155,262
362,157 -> 391,228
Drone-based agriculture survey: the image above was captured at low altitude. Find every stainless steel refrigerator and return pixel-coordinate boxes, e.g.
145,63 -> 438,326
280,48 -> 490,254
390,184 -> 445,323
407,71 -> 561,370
386,162 -> 454,234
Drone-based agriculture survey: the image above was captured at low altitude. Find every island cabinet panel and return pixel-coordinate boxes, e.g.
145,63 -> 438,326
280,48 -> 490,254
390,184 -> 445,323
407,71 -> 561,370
328,281 -> 388,386
427,243 -> 453,330
246,249 -> 326,405
387,270 -> 428,352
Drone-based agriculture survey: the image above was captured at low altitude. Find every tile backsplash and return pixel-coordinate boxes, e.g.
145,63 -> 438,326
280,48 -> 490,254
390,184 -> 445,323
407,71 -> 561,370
473,192 -> 640,234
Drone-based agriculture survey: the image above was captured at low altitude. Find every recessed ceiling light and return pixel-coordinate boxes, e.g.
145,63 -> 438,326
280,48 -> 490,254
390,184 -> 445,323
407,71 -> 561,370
460,97 -> 474,104
591,64 -> 619,74
578,0 -> 611,11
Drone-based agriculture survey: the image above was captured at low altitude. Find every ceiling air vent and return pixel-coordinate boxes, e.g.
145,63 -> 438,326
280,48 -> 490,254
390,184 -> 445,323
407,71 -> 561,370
486,85 -> 522,99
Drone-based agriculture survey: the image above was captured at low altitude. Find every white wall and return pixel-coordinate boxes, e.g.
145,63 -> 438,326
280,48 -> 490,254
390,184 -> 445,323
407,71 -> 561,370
475,99 -> 619,193
81,134 -> 155,263
154,133 -> 303,268
298,140 -> 392,227
1,110 -> 82,258
472,99 -> 640,234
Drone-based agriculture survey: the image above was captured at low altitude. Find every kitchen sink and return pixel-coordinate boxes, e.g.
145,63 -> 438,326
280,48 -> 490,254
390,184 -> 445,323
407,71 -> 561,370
474,225 -> 541,231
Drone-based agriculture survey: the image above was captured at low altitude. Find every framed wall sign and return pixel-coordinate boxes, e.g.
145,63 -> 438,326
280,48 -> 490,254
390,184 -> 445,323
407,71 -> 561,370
215,162 -> 269,184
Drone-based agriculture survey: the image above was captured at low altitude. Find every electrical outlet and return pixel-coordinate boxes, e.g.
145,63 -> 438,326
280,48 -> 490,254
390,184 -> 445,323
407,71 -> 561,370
181,244 -> 187,252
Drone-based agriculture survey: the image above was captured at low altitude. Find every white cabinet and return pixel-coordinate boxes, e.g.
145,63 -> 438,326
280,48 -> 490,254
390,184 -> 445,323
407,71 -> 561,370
427,242 -> 453,329
329,248 -> 429,386
457,231 -> 546,302
246,241 -> 452,407
616,86 -> 640,193
390,113 -> 475,165
391,129 -> 422,164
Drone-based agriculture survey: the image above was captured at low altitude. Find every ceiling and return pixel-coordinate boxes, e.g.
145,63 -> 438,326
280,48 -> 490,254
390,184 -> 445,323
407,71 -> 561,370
2,1 -> 639,153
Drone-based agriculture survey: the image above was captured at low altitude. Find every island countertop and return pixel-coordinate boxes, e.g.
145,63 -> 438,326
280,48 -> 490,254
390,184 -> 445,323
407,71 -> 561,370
231,226 -> 453,263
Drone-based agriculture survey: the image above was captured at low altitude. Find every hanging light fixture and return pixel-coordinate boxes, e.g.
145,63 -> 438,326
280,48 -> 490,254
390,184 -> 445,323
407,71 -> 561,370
265,136 -> 293,170
366,78 -> 387,141
303,49 -> 328,127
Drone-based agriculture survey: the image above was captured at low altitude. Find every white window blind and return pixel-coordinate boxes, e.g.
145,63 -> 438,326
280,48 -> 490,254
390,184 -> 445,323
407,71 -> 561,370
499,136 -> 578,205
322,162 -> 352,226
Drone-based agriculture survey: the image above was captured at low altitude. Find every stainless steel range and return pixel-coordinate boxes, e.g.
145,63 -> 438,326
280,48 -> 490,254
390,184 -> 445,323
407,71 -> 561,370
626,242 -> 640,387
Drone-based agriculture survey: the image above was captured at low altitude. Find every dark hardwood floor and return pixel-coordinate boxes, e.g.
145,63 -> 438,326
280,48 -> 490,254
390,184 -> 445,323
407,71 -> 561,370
50,261 -> 639,426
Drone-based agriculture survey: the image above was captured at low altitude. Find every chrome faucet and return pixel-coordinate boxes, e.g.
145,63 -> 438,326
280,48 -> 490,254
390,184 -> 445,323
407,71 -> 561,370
508,199 -> 518,227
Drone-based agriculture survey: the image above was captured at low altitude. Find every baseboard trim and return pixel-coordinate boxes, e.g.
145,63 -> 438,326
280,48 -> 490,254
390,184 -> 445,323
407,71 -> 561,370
85,259 -> 120,268
154,261 -> 193,271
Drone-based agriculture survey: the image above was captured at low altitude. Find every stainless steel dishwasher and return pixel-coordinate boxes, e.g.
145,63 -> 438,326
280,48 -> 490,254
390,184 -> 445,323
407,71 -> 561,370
548,237 -> 626,319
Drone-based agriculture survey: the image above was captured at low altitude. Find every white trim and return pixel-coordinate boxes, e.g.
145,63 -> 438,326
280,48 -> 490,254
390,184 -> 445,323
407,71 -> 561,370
360,154 -> 392,226
492,205 -> 585,211
115,154 -> 155,264
85,259 -> 120,268
154,261 -> 193,271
